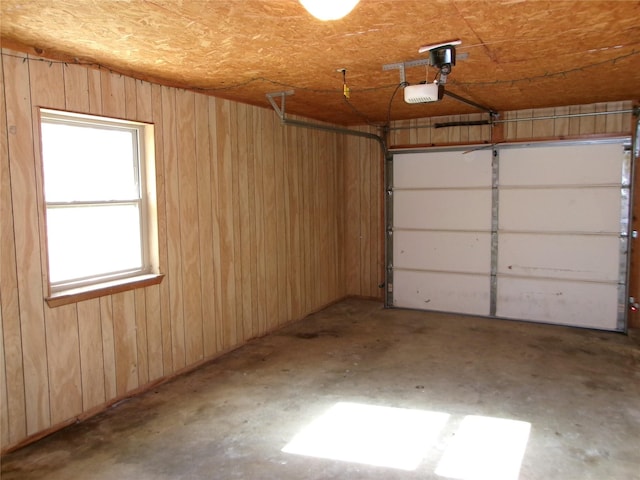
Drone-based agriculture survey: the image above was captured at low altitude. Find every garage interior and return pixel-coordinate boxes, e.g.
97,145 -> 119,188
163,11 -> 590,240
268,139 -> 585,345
1,1 -> 640,479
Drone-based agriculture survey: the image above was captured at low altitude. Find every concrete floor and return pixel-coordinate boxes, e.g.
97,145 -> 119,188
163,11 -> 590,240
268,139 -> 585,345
2,298 -> 640,480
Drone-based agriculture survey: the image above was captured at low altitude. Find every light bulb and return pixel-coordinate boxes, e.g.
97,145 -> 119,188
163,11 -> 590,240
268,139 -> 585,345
299,0 -> 360,21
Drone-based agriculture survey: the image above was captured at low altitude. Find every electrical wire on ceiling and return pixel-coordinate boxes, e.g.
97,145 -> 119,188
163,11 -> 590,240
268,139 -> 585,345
339,68 -> 379,127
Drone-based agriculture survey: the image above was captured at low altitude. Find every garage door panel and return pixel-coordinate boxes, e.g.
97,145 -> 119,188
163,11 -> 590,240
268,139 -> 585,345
499,187 -> 621,233
497,233 -> 620,282
394,189 -> 492,231
496,277 -> 618,330
393,270 -> 490,316
389,140 -> 628,331
394,231 -> 491,273
394,150 -> 492,188
500,143 -> 625,186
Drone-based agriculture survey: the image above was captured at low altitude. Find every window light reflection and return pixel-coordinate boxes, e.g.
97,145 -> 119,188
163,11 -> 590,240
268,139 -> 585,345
282,402 -> 450,470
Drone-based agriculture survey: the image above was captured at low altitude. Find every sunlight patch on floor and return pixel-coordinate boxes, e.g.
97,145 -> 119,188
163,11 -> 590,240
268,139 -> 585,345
435,415 -> 531,480
282,402 -> 450,470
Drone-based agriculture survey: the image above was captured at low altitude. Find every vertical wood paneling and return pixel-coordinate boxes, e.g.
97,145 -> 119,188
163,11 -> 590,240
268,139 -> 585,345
63,64 -> 89,112
134,289 -> 149,386
579,103 -> 596,134
176,89 -> 204,365
285,124 -> 302,320
432,117 -> 449,144
2,48 -> 352,453
300,127 -> 312,313
44,305 -> 83,424
100,70 -> 125,118
261,109 -> 279,331
345,134 -> 360,294
0,49 -> 27,445
229,101 -> 245,342
76,299 -> 106,410
99,296 -> 117,401
207,98 -> 224,353
359,134 -> 371,296
343,127 -> 385,300
214,98 -> 238,350
273,113 -> 288,328
87,68 -> 102,115
112,291 -> 138,395
144,284 -> 163,382
532,107 -> 555,138
246,106 -> 260,333
124,76 -> 137,118
0,309 -> 8,445
195,94 -> 216,357
606,101 -> 625,133
594,102 -> 607,133
4,51 -> 51,436
553,105 -> 570,136
29,52 -> 85,430
568,105 -> 582,136
335,136 -> 345,298
236,103 -> 253,341
161,86 -> 186,371
253,109 -> 267,335
317,130 -> 329,305
370,132 -> 382,297
135,79 -> 153,123
0,53 -> 12,444
516,109 -> 534,139
151,83 -> 173,376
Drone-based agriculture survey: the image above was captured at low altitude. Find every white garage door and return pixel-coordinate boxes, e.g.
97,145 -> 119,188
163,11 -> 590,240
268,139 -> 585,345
388,139 -> 631,331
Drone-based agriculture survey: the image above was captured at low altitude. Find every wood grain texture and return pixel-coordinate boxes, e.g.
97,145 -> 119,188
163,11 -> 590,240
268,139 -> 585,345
195,93 -> 216,357
207,97 -> 224,353
0,49 -> 28,445
0,52 -> 346,450
76,299 -> 106,410
112,291 -> 138,396
161,86 -> 186,371
176,89 -> 204,366
29,51 -> 85,428
150,83 -> 173,377
4,50 -> 51,436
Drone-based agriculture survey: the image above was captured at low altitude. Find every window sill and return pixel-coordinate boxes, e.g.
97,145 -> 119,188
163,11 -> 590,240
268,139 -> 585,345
45,273 -> 164,308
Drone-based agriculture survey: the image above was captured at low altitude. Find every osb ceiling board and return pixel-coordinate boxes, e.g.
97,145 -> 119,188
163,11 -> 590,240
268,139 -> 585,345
1,0 -> 639,126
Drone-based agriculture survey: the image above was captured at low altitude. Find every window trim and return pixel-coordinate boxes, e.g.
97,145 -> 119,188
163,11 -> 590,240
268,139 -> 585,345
39,108 -> 162,306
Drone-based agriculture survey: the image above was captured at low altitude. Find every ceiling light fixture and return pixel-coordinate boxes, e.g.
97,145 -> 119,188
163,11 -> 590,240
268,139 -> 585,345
299,0 -> 360,21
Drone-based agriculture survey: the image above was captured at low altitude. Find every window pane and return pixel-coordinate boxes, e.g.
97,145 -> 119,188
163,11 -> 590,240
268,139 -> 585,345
41,121 -> 139,202
47,204 -> 143,284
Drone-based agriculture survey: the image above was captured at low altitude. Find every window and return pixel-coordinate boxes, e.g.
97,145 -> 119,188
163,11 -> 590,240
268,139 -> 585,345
40,109 -> 161,305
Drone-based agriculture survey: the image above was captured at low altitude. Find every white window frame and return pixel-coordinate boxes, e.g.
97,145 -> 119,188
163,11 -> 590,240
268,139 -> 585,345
39,109 -> 161,306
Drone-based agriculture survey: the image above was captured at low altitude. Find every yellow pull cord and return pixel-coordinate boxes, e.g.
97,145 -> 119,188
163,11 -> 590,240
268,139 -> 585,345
342,69 -> 350,99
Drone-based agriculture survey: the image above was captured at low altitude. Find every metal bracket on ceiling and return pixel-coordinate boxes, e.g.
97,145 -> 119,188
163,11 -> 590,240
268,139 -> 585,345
266,90 -> 294,121
382,59 -> 431,86
382,54 -> 468,85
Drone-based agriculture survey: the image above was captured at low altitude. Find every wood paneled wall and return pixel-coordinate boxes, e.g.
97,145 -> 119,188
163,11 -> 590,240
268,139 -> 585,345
343,127 -> 385,300
388,101 -> 633,146
0,49 -> 349,452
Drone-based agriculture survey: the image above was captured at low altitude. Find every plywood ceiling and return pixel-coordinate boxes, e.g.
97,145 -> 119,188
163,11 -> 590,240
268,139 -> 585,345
2,0 -> 639,125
